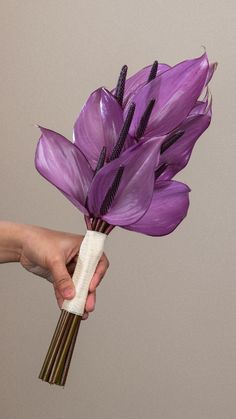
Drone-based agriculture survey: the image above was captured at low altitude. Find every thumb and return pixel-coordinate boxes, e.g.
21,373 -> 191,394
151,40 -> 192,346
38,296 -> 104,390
51,260 -> 75,300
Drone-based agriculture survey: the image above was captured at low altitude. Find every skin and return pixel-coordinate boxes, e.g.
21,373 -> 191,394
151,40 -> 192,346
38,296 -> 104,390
0,221 -> 109,319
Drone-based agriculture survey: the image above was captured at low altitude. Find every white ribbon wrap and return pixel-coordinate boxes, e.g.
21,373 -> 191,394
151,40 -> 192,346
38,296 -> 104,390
62,230 -> 107,316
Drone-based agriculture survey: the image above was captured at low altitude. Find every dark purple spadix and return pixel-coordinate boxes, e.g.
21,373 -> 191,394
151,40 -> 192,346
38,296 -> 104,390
94,146 -> 107,175
114,65 -> 128,106
147,60 -> 158,83
100,166 -> 125,215
154,163 -> 167,180
136,99 -> 156,139
160,131 -> 185,154
109,103 -> 136,162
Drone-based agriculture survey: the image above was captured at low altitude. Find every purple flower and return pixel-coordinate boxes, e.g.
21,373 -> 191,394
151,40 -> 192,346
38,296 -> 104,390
35,52 -> 215,236
154,93 -> 212,182
35,127 -> 162,227
73,88 -> 124,170
121,53 -> 215,137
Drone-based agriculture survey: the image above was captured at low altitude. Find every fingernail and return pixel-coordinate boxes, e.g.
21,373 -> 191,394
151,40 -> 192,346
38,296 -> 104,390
63,287 -> 74,298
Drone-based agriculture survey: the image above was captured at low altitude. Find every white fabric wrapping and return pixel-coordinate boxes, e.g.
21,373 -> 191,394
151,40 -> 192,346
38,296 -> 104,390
62,230 -> 107,316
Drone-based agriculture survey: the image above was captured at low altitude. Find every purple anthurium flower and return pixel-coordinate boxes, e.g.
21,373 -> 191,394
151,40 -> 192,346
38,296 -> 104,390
35,127 -> 93,214
124,180 -> 190,236
35,127 -> 163,228
87,137 -> 161,226
112,62 -> 171,108
122,53 -> 215,138
153,93 -> 212,181
108,53 -> 215,182
73,88 -> 124,170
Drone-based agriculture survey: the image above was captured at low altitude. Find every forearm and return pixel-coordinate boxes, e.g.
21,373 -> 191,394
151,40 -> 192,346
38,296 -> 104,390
0,221 -> 24,263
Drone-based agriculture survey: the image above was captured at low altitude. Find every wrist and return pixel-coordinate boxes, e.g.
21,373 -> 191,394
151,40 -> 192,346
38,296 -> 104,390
0,221 -> 26,263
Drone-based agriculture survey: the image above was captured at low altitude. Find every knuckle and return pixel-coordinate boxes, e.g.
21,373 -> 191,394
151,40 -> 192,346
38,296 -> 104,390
54,276 -> 70,289
47,255 -> 61,269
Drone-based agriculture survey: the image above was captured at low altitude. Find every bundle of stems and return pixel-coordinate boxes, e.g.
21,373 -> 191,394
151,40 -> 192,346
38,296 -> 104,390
39,218 -> 113,386
38,64 -> 160,386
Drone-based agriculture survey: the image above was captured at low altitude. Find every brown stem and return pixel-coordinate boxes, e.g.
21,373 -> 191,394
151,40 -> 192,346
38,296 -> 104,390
99,220 -> 108,233
42,311 -> 71,382
39,310 -> 69,381
91,217 -> 97,230
39,309 -> 66,379
105,224 -> 115,235
84,215 -> 92,230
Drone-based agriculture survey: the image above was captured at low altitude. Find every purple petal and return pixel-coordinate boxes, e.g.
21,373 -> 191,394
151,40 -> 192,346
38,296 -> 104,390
156,100 -> 212,180
121,63 -> 170,107
73,88 -> 123,169
205,62 -> 218,85
87,138 -> 161,225
122,133 -> 137,150
188,99 -> 208,116
35,127 -> 93,213
187,89 -> 211,116
124,180 -> 190,236
127,53 -> 209,137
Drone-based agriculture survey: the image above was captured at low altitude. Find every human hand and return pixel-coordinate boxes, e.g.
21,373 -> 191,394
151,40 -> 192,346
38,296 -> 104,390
19,224 -> 109,319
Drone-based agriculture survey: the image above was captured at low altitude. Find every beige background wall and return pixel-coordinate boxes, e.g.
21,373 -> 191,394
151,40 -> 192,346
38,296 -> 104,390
1,1 -> 236,418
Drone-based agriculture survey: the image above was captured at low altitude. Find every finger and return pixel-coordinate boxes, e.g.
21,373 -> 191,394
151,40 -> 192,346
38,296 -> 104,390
54,286 -> 64,308
85,291 -> 96,313
82,312 -> 89,320
50,260 -> 75,300
89,253 -> 109,292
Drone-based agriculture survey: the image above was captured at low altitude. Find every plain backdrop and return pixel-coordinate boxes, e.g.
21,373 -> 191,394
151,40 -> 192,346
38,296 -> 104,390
1,1 -> 236,418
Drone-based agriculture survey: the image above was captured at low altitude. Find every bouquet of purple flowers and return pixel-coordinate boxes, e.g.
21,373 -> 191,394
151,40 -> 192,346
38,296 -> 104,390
36,52 -> 216,386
